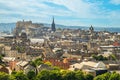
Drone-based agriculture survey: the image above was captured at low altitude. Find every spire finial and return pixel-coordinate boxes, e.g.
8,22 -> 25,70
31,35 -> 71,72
52,16 -> 54,23
51,16 -> 56,32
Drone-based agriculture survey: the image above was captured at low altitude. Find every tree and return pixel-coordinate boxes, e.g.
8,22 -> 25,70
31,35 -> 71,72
109,54 -> 117,61
92,55 -> 108,61
49,70 -> 62,80
75,71 -> 85,80
11,71 -> 28,80
0,72 -> 14,80
84,73 -> 94,80
30,58 -> 43,74
34,58 -> 43,66
0,55 -> 3,63
53,66 -> 60,71
94,72 -> 110,80
36,70 -> 62,80
57,28 -> 62,30
92,54 -> 98,60
55,49 -> 64,58
44,61 -> 52,66
109,72 -> 120,80
16,46 -> 25,53
27,70 -> 36,80
36,70 -> 50,80
94,72 -> 120,80
0,46 -> 3,54
0,72 -> 9,80
62,71 -> 76,80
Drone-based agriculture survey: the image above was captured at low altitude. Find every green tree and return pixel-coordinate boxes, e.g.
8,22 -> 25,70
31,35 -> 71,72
30,58 -> 43,74
49,70 -> 62,80
109,72 -> 120,80
36,70 -> 50,80
92,54 -> 98,60
84,73 -> 94,80
16,46 -> 25,53
34,58 -> 43,66
44,61 -> 52,66
0,72 -> 14,80
94,72 -> 120,80
62,71 -> 76,80
11,71 -> 28,80
53,66 -> 60,71
57,28 -> 62,30
27,70 -> 36,80
55,49 -> 63,58
0,55 -> 3,63
75,71 -> 85,80
92,55 -> 108,61
109,54 -> 117,60
94,72 -> 110,80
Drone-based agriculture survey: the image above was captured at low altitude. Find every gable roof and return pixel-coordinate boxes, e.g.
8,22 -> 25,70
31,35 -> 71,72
94,61 -> 106,68
71,61 -> 106,70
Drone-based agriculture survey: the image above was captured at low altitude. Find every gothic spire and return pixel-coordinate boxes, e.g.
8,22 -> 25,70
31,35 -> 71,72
52,16 -> 54,24
51,16 -> 56,32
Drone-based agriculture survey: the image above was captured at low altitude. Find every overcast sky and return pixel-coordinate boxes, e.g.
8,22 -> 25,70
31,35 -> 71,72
0,0 -> 120,27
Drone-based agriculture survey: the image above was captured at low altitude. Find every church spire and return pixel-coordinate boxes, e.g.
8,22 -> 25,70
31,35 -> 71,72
52,17 -> 54,24
51,16 -> 56,32
89,25 -> 94,32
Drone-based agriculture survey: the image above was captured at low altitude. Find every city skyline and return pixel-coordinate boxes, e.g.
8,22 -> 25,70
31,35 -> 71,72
0,0 -> 120,27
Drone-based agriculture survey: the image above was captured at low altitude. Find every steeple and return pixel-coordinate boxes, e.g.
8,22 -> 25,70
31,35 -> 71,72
89,25 -> 94,32
52,17 -> 54,24
51,17 -> 56,32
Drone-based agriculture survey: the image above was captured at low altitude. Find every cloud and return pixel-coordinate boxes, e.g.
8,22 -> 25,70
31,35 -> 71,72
47,0 -> 112,19
46,0 -> 120,26
110,0 -> 120,5
0,0 -> 71,18
0,0 -> 120,27
47,0 -> 93,18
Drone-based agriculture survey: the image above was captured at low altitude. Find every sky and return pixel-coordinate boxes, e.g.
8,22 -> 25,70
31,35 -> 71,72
0,0 -> 120,27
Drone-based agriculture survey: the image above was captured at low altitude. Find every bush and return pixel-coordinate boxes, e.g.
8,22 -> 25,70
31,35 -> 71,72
27,70 -> 36,80
94,72 -> 120,80
92,55 -> 108,61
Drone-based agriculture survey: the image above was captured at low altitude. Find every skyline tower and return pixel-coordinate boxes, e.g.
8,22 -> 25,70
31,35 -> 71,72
51,17 -> 56,32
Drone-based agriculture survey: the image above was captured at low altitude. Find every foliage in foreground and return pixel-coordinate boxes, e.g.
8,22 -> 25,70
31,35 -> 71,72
0,70 -> 120,80
94,72 -> 120,80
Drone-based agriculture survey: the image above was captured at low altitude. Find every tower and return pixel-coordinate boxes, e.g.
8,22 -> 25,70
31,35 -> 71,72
89,25 -> 94,32
51,17 -> 56,32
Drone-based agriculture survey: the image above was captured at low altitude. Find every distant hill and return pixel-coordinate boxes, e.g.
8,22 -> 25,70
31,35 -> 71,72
0,23 -> 15,33
0,23 -> 120,33
43,23 -> 88,30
